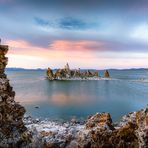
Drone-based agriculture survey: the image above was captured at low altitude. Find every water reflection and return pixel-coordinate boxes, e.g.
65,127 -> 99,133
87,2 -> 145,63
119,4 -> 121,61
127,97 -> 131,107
6,70 -> 148,121
50,93 -> 100,106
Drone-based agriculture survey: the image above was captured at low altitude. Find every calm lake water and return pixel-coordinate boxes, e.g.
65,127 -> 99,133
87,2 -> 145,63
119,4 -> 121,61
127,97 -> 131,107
6,69 -> 148,121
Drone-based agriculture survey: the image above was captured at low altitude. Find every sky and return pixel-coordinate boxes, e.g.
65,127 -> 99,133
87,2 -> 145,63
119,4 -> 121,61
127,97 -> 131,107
0,0 -> 148,69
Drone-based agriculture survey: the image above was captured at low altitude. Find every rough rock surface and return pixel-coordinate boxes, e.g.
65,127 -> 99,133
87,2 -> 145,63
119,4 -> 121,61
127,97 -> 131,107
46,68 -> 54,80
119,108 -> 148,148
104,70 -> 110,78
85,112 -> 114,130
0,45 -> 30,147
47,63 -> 99,80
25,108 -> 147,148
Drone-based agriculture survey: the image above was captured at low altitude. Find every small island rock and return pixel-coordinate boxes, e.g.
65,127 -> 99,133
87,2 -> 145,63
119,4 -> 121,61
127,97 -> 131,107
104,70 -> 110,78
46,68 -> 54,80
46,63 -> 99,80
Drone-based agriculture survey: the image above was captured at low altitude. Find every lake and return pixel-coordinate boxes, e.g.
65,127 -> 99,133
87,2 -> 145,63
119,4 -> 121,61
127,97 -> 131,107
6,69 -> 148,122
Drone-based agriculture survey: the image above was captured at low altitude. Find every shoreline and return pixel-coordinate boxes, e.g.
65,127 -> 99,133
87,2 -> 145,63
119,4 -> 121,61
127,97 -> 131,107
46,76 -> 115,81
23,107 -> 148,147
46,77 -> 148,83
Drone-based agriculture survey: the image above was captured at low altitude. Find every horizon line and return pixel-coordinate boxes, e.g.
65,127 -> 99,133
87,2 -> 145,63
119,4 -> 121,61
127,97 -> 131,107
6,67 -> 148,71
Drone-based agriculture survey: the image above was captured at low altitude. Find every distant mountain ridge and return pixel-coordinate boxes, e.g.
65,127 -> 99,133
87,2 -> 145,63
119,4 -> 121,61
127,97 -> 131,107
6,67 -> 148,71
6,68 -> 46,71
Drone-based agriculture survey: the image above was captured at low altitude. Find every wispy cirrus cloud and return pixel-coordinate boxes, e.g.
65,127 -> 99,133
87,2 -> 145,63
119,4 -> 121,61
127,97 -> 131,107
34,17 -> 50,27
34,17 -> 97,30
59,17 -> 96,30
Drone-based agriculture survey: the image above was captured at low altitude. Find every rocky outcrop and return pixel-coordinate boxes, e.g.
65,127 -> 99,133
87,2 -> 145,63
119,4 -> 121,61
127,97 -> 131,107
85,112 -> 114,130
0,44 -> 30,147
25,108 -> 147,148
82,108 -> 147,148
136,109 -> 148,148
47,63 -> 99,80
120,108 -> 148,148
64,63 -> 71,74
47,68 -> 54,80
84,114 -> 139,148
104,70 -> 110,78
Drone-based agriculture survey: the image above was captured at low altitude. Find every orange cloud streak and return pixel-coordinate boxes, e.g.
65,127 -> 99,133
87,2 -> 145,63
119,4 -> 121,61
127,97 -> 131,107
49,40 -> 105,51
5,39 -> 100,59
4,39 -> 148,69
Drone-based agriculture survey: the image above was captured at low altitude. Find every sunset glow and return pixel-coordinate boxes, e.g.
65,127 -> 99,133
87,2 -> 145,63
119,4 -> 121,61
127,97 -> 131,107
0,0 -> 148,69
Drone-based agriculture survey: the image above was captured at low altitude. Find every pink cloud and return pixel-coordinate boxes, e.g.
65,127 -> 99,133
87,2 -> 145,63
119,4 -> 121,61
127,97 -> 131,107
49,40 -> 106,51
5,39 -> 49,57
5,39 -> 108,58
5,39 -> 148,69
5,39 -> 97,62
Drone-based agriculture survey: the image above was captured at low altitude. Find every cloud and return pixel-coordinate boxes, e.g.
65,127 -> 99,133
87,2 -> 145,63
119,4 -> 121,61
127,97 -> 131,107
0,0 -> 12,4
1,0 -> 148,49
5,38 -> 148,56
34,17 -> 50,27
1,0 -> 148,58
51,39 -> 148,52
5,0 -> 148,11
59,17 -> 92,30
5,39 -> 148,69
34,17 -> 97,31
130,23 -> 148,42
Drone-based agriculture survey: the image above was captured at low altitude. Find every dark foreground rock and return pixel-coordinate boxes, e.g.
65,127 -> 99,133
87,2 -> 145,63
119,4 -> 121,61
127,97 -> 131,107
0,44 -> 31,147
